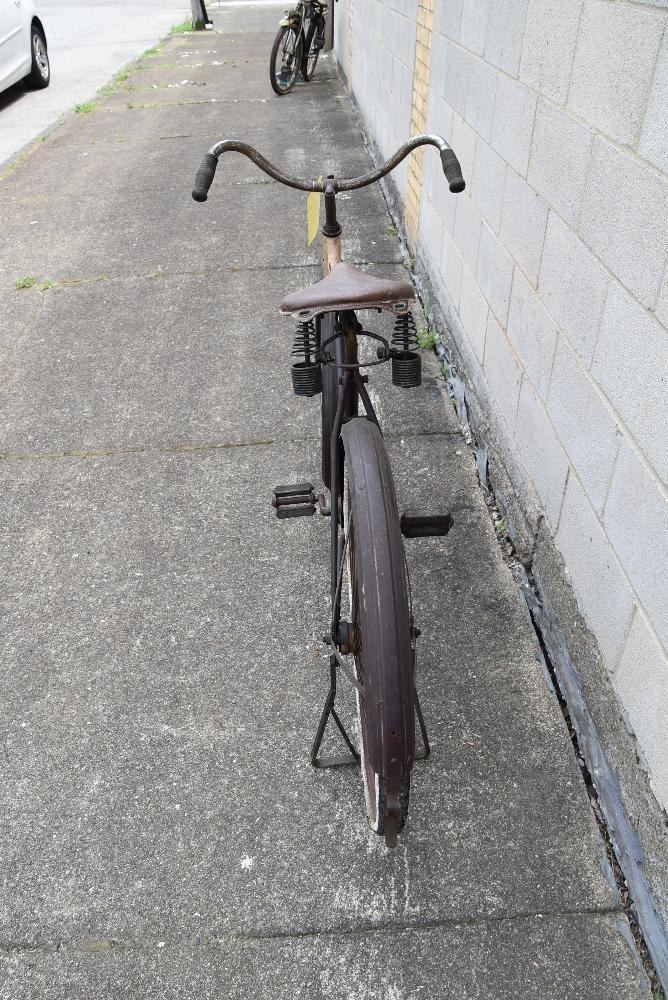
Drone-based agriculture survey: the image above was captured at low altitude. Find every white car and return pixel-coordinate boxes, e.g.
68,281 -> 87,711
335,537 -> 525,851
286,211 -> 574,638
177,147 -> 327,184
0,0 -> 49,96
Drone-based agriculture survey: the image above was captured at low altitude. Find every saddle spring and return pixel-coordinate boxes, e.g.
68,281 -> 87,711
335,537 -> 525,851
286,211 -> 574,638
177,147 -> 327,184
291,319 -> 323,397
391,313 -> 422,388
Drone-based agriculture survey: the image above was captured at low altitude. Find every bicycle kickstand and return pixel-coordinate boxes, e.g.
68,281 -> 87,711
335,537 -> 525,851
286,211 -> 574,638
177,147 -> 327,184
414,686 -> 431,761
310,656 -> 360,769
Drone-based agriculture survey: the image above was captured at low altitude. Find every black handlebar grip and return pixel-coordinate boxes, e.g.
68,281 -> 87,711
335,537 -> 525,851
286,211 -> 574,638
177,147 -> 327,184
192,153 -> 218,202
440,148 -> 465,193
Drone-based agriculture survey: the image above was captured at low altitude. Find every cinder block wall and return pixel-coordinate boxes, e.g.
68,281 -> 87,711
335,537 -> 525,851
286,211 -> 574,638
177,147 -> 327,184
335,0 -> 668,810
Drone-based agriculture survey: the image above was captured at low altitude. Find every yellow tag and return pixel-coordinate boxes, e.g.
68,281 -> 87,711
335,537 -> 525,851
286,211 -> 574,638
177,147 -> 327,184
306,178 -> 322,247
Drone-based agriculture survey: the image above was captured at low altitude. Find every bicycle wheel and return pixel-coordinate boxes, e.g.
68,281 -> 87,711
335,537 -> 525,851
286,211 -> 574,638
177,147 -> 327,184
341,417 -> 415,847
320,312 -> 358,487
269,25 -> 303,95
301,28 -> 320,81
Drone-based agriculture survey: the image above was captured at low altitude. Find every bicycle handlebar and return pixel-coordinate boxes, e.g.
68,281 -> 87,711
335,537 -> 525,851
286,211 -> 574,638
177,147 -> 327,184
193,153 -> 219,202
191,133 -> 465,202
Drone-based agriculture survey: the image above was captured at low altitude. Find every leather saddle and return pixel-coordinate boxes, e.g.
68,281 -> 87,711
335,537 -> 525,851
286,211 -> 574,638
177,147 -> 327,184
279,261 -> 415,319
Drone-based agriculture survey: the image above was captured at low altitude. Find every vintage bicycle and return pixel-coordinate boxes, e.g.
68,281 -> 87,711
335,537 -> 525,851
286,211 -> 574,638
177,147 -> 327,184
192,134 -> 465,846
269,1 -> 328,95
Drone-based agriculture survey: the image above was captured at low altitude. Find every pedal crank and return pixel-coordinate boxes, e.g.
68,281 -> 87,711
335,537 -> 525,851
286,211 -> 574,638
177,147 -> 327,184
272,483 -> 316,519
400,509 -> 454,538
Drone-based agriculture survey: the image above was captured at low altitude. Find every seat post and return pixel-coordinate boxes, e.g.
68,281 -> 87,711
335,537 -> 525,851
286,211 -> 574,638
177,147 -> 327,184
322,176 -> 342,275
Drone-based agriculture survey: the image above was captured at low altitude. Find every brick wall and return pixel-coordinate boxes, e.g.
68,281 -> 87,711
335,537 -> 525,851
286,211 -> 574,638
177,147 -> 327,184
340,0 -> 418,201
335,0 -> 668,811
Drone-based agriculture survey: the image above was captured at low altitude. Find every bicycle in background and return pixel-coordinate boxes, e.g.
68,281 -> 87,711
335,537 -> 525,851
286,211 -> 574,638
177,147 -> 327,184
269,1 -> 328,95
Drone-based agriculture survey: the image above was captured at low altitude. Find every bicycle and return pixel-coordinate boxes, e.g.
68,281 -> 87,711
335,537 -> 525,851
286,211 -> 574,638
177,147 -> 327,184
192,134 -> 465,846
269,1 -> 328,95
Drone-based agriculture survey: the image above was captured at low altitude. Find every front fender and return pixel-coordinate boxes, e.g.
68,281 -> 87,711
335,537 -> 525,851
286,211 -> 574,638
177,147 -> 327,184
279,12 -> 301,28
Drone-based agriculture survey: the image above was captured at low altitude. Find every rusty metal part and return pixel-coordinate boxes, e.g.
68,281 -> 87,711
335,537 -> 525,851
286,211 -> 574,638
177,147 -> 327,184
207,133 -> 456,192
384,778 -> 402,848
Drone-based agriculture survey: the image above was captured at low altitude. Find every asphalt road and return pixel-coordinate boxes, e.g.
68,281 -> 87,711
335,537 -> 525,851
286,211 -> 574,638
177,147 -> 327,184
0,0 -> 189,167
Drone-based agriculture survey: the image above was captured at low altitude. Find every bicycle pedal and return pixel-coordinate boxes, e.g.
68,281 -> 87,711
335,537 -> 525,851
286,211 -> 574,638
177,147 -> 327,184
272,483 -> 316,519
400,509 -> 454,538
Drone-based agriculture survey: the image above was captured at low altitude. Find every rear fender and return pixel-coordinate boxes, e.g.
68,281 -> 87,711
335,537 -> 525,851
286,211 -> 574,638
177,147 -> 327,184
341,417 -> 414,778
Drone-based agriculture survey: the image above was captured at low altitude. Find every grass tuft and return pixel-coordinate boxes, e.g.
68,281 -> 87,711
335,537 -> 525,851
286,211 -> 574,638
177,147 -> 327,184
74,101 -> 97,114
15,275 -> 37,289
171,19 -> 192,33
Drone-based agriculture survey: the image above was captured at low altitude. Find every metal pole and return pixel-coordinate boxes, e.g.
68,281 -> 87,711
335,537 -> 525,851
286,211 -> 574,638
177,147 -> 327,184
325,0 -> 334,51
190,0 -> 212,30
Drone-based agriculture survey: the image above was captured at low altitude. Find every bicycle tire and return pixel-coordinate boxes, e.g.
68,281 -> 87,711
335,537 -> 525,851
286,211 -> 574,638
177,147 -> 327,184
341,417 -> 415,847
269,25 -> 303,95
301,38 -> 319,81
320,313 -> 358,486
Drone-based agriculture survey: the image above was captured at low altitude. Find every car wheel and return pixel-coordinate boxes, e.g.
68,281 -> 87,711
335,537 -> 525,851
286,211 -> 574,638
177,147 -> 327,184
27,25 -> 50,89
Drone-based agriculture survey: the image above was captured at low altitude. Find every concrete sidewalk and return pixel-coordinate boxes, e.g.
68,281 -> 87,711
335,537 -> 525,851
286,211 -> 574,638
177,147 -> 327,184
0,6 -> 649,997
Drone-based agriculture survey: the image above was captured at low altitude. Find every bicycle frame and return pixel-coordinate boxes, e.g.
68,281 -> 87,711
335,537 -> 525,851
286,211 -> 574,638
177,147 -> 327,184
318,194 -> 401,706
315,300 -> 433,778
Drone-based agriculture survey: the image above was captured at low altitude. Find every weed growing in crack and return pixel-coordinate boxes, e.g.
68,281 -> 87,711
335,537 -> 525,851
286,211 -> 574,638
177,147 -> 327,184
417,327 -> 438,350
494,516 -> 508,538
